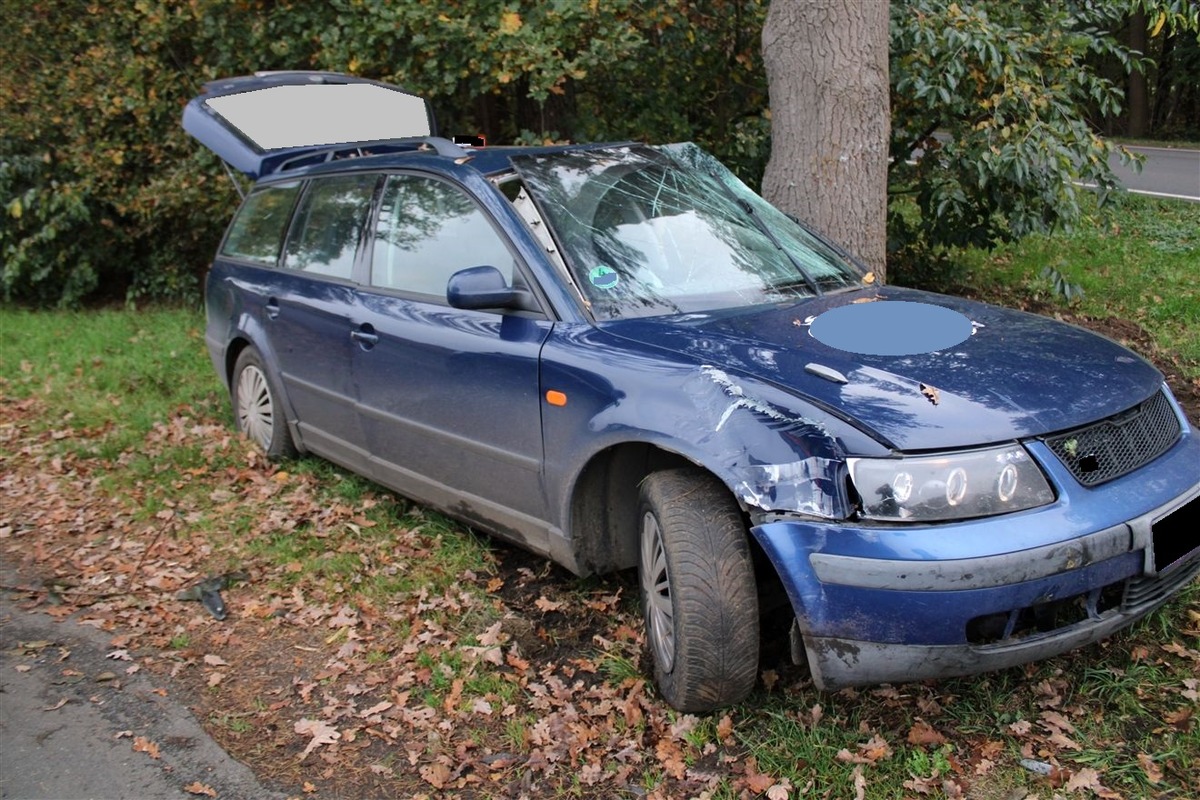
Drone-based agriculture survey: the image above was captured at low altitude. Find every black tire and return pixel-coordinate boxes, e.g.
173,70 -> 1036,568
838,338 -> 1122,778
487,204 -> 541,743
638,468 -> 759,712
231,347 -> 297,459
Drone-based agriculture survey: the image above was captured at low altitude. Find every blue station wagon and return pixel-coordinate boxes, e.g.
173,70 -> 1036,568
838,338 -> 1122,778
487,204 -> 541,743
185,72 -> 1200,712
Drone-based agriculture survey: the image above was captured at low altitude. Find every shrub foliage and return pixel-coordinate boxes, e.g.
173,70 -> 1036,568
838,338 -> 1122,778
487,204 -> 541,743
1,1 -> 1190,306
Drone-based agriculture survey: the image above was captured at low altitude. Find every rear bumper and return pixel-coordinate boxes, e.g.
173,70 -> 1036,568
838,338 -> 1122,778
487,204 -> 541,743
751,430 -> 1200,690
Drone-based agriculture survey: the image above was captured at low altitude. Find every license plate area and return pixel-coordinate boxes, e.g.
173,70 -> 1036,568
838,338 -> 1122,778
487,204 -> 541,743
1153,494 -> 1200,574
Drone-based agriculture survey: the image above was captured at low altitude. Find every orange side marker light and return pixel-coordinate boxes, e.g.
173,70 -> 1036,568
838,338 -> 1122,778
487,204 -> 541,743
546,390 -> 568,407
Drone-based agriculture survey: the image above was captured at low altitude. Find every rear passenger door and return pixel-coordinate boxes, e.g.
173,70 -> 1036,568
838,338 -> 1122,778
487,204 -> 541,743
352,172 -> 554,550
269,172 -> 379,471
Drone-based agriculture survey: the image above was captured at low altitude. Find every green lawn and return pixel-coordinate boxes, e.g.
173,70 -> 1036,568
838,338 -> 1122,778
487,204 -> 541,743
954,193 -> 1200,377
2,201 -> 1198,799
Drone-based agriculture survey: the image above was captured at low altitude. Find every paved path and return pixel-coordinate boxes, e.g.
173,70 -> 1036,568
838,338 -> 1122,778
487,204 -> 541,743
0,568 -> 285,800
1110,145 -> 1200,202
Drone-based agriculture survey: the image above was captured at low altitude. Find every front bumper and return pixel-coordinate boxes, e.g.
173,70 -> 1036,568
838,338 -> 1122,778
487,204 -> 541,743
751,429 -> 1200,690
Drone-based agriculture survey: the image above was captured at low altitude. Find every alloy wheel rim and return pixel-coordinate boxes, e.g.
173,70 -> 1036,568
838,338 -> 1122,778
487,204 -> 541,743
236,365 -> 274,450
641,511 -> 675,673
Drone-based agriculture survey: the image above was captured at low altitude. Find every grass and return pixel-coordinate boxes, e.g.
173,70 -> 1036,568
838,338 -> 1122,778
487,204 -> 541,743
953,193 -> 1200,376
2,201 -> 1198,800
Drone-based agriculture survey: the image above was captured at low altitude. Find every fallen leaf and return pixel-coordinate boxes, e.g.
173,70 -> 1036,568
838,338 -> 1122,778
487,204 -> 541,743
1164,706 -> 1194,729
716,714 -> 734,742
1137,753 -> 1163,784
183,781 -> 217,797
42,698 -> 68,711
202,654 -> 229,667
534,596 -> 563,613
133,736 -> 161,759
903,774 -> 938,795
420,761 -> 452,789
908,719 -> 946,747
359,701 -> 393,718
919,383 -> 940,406
1065,766 -> 1120,797
294,718 -> 340,761
743,759 -> 776,793
767,779 -> 793,799
852,764 -> 866,800
477,621 -> 506,646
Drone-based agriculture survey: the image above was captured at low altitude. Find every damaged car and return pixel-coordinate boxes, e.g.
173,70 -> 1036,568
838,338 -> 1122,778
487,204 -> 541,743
185,72 -> 1200,712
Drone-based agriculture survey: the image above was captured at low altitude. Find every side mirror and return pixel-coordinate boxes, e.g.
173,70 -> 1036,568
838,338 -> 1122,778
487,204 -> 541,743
446,265 -> 537,312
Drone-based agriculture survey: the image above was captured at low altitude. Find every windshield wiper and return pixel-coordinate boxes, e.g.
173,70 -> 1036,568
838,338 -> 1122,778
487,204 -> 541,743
733,198 -> 823,297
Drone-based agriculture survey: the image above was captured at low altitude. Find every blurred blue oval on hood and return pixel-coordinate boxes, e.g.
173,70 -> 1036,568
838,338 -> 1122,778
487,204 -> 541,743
810,300 -> 973,356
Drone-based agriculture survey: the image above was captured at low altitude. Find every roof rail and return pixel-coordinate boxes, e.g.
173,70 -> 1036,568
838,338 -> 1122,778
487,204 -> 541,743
270,136 -> 471,174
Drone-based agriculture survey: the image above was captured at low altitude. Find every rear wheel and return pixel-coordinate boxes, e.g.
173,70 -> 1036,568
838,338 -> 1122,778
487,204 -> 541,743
638,468 -> 759,712
232,347 -> 296,459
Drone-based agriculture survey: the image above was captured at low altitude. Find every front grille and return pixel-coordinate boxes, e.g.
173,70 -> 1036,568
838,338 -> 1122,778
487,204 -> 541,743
1045,390 -> 1181,487
1125,557 -> 1200,609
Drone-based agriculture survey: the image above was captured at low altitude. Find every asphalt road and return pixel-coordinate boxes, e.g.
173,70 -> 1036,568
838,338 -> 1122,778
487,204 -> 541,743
0,565 -> 285,800
1109,145 -> 1200,201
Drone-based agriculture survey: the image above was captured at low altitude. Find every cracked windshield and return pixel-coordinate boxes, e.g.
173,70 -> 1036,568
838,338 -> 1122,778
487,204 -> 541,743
513,143 -> 862,320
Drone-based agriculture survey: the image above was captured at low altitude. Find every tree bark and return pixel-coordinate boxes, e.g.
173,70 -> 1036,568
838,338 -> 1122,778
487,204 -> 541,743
1127,11 -> 1149,138
761,0 -> 890,279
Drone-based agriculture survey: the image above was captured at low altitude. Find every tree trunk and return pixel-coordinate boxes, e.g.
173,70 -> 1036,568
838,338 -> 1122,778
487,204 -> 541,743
761,0 -> 889,279
1127,11 -> 1149,138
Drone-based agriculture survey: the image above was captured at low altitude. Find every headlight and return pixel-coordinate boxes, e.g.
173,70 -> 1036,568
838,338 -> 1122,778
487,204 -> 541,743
847,445 -> 1054,522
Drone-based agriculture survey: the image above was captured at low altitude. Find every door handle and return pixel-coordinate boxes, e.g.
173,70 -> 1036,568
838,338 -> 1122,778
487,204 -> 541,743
265,299 -> 280,320
351,327 -> 379,348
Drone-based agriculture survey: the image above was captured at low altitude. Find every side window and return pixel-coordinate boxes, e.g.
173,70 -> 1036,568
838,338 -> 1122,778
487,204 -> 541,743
220,181 -> 301,265
370,174 -> 514,298
283,174 -> 378,280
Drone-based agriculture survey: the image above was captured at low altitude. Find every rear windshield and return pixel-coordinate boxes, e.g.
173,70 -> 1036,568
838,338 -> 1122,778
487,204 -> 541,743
221,181 -> 301,265
512,143 -> 863,320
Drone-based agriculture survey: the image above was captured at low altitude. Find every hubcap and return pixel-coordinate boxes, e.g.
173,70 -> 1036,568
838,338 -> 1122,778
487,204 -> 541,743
641,511 -> 675,673
235,364 -> 274,450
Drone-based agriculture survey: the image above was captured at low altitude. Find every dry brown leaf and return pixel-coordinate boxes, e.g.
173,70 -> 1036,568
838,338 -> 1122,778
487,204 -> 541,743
294,718 -> 340,761
903,775 -> 938,795
1008,719 -> 1033,736
919,383 -> 941,406
420,761 -> 452,789
534,595 -> 564,613
743,758 -> 776,794
907,720 -> 946,747
852,764 -> 867,800
766,779 -> 793,799
1065,766 -> 1120,797
183,781 -> 217,797
132,736 -> 161,759
477,621 -> 505,646
1164,706 -> 1193,729
1137,753 -> 1163,784
716,714 -> 734,742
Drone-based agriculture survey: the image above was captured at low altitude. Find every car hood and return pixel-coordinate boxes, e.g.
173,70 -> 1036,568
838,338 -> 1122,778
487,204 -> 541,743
602,287 -> 1164,451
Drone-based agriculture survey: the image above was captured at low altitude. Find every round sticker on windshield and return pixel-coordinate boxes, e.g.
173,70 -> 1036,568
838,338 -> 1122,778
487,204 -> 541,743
809,300 -> 973,356
589,265 -> 619,290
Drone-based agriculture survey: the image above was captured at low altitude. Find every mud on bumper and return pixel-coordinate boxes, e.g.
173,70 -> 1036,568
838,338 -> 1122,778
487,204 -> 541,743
752,451 -> 1200,690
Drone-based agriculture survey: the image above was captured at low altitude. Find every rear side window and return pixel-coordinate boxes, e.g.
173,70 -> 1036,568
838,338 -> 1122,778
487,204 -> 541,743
220,181 -> 301,265
284,174 -> 379,280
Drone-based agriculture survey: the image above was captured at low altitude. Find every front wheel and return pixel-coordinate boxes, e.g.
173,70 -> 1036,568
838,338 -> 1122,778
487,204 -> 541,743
231,347 -> 296,459
638,469 -> 759,712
